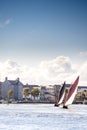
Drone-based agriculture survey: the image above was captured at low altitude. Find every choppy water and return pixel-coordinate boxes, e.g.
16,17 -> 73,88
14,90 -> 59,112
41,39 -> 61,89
0,104 -> 87,130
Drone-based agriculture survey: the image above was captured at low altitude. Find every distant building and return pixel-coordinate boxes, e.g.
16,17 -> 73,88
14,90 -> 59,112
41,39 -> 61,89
46,85 -> 55,102
53,84 -> 61,102
0,82 -> 2,99
40,86 -> 47,100
40,85 -> 56,102
1,77 -> 23,100
78,86 -> 87,92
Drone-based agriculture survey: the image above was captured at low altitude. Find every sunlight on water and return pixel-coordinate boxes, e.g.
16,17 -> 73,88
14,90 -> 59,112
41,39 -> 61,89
0,104 -> 87,130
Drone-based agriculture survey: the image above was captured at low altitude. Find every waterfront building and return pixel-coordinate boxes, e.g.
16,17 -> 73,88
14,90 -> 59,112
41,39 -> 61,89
1,77 -> 23,100
40,85 -> 56,102
0,82 -> 2,99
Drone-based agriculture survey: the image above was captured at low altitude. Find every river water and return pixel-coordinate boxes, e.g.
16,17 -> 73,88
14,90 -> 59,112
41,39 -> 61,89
0,104 -> 87,130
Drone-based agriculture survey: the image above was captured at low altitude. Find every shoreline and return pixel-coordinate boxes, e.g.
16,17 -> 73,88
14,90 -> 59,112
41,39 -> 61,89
0,100 -> 87,104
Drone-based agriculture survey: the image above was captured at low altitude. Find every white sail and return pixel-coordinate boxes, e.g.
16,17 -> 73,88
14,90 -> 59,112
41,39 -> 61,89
63,76 -> 79,107
55,82 -> 65,107
58,91 -> 65,105
57,82 -> 65,105
64,86 -> 78,106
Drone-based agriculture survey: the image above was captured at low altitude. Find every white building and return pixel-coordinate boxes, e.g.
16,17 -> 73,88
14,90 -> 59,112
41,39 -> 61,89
40,85 -> 55,102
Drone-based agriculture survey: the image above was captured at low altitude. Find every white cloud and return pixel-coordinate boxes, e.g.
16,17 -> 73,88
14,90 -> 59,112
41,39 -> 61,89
78,61 -> 87,84
79,51 -> 87,57
0,56 -> 87,86
0,18 -> 11,28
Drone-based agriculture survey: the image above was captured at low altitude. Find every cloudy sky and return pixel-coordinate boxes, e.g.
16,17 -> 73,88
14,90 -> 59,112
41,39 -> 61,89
0,0 -> 87,86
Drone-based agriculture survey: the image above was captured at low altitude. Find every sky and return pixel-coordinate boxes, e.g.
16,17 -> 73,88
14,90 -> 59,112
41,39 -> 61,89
0,0 -> 87,86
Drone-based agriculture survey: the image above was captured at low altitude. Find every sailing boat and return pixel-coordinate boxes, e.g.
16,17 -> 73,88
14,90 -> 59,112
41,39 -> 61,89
54,81 -> 66,107
63,76 -> 79,109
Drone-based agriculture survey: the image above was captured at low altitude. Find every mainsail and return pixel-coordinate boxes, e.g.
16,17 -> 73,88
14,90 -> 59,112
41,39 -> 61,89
63,76 -> 79,107
55,82 -> 65,106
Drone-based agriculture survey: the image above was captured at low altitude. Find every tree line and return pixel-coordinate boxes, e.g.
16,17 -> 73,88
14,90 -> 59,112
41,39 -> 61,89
7,87 -> 40,101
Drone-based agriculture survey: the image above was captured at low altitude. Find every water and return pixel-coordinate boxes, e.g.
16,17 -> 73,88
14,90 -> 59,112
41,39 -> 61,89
0,104 -> 87,130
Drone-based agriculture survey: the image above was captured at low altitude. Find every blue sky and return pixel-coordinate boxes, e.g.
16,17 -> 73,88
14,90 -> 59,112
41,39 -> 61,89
0,0 -> 87,85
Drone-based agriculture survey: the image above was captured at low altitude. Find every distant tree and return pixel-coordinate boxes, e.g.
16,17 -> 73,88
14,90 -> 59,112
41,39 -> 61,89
7,89 -> 14,102
31,88 -> 40,100
81,92 -> 85,100
85,90 -> 87,97
22,88 -> 30,100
